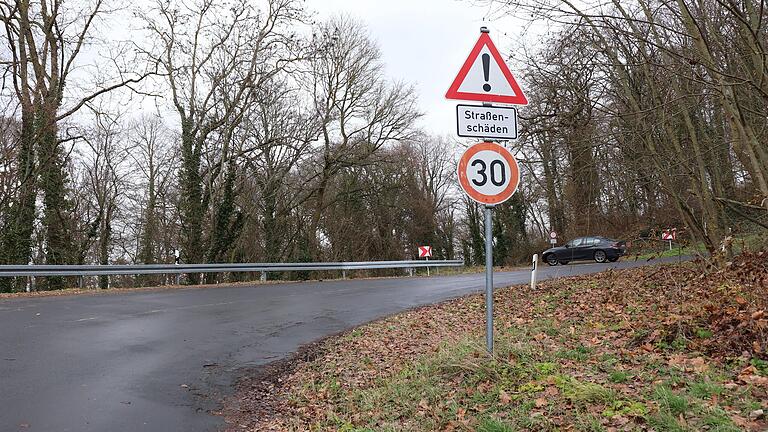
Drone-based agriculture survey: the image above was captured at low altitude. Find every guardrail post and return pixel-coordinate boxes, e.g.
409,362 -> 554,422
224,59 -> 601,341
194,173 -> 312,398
260,271 -> 267,282
342,270 -> 347,279
408,268 -> 414,277
175,273 -> 181,285
530,254 -> 538,289
78,276 -> 84,290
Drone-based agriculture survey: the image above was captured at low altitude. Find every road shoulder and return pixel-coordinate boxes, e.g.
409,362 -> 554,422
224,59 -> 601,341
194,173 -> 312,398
220,255 -> 768,431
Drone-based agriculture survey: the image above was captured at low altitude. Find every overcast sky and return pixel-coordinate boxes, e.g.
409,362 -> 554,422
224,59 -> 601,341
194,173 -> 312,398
310,0 -> 528,138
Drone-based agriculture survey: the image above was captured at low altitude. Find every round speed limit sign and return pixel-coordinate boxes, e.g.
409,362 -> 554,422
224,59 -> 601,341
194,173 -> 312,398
458,142 -> 520,205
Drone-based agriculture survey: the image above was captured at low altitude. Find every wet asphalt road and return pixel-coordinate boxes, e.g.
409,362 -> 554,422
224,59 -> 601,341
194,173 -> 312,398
0,257 -> 685,432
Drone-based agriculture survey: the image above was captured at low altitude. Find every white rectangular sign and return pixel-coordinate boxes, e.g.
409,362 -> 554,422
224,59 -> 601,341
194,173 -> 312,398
456,104 -> 518,140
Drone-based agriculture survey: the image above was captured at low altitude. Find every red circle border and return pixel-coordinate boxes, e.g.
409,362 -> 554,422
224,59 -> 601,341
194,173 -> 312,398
457,142 -> 520,205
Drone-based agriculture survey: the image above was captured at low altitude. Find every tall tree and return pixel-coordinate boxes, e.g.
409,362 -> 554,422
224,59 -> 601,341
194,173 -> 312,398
482,0 -> 768,259
0,0 -> 152,289
304,16 -> 420,258
139,0 -> 304,282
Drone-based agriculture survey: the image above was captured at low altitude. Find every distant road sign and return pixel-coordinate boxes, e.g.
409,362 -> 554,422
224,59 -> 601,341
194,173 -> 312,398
549,231 -> 557,239
456,104 -> 517,140
418,246 -> 433,258
661,229 -> 677,241
445,30 -> 528,105
458,142 -> 520,205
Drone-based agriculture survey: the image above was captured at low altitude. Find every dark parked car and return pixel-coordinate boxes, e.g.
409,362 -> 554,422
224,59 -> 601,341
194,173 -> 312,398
542,236 -> 626,266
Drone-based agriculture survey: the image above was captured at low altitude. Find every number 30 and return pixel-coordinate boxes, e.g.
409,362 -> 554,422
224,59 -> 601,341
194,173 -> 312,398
470,159 -> 506,187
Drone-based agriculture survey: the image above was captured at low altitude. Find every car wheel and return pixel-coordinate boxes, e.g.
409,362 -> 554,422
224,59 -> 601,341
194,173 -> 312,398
558,260 -> 569,265
545,254 -> 558,266
608,256 -> 618,262
594,250 -> 607,263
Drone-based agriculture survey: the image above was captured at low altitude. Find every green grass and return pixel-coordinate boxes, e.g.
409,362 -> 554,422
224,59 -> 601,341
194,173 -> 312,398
477,418 -> 515,432
556,344 -> 593,361
264,262 -> 768,431
312,335 -> 626,430
648,411 -> 687,431
576,414 -> 606,431
556,375 -> 617,404
608,370 -> 632,383
654,386 -> 689,416
751,358 -> 768,375
602,400 -> 648,418
276,332 -> 759,432
634,242 -> 706,260
700,407 -> 740,432
688,380 -> 723,399
634,232 -> 765,260
534,361 -> 558,376
301,333 -> 751,431
732,232 -> 768,254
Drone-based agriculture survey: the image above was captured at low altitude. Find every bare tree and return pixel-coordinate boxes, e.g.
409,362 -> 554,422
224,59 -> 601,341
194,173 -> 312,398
0,0 -> 153,289
127,114 -> 176,267
480,0 -> 768,260
76,108 -> 135,288
138,0 -> 304,282
233,79 -> 316,265
404,135 -> 458,259
303,16 -> 421,256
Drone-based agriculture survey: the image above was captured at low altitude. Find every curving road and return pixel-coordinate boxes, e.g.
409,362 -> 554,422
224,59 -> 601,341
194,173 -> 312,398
0,257 -> 684,432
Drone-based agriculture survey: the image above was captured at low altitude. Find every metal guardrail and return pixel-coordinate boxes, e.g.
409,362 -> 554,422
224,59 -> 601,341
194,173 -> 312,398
0,260 -> 465,278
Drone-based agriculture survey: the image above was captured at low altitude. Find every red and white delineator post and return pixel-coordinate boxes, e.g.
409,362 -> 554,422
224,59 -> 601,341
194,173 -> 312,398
661,229 -> 677,251
418,246 -> 433,276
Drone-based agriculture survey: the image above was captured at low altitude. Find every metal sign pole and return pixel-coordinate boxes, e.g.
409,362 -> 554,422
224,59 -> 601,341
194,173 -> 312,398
449,26 -> 527,357
484,204 -> 494,354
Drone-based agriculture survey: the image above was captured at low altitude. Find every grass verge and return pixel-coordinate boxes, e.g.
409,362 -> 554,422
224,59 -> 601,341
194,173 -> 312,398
223,253 -> 768,431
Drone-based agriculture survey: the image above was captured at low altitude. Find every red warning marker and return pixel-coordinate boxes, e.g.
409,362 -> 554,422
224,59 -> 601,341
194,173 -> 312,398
445,30 -> 528,105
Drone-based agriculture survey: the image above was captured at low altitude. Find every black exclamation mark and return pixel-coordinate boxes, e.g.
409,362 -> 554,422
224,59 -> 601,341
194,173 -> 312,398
482,53 -> 491,92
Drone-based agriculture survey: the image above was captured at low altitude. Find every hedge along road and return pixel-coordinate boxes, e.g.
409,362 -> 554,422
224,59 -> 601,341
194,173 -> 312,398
0,257 -> 687,432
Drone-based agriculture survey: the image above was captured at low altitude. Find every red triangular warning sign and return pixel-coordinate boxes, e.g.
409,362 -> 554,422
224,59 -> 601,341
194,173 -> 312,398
445,32 -> 528,105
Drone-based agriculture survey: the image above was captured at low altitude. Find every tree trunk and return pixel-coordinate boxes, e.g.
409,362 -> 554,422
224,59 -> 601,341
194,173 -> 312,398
138,165 -> 157,286
0,112 -> 36,292
262,182 -> 280,263
205,164 -> 238,284
37,106 -> 71,290
98,205 -> 112,289
179,118 -> 204,284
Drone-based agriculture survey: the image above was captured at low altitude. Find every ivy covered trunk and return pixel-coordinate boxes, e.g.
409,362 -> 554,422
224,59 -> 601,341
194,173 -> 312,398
205,164 -> 242,284
465,199 -> 485,266
137,165 -> 158,287
178,118 -> 205,284
0,112 -> 36,292
98,205 -> 113,289
37,106 -> 71,291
